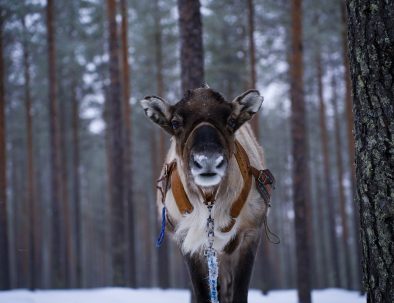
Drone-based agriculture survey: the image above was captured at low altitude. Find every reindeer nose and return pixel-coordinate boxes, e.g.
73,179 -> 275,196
190,153 -> 226,173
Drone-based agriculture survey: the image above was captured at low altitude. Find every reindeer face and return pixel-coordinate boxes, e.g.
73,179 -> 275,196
140,88 -> 263,188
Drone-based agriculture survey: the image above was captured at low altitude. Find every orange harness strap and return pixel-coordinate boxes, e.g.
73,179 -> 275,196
171,165 -> 194,214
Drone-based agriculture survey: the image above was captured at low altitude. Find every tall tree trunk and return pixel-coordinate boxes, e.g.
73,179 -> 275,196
71,83 -> 81,287
59,83 -> 72,288
46,0 -> 66,287
289,0 -> 312,302
21,15 -> 39,290
347,1 -> 394,302
340,1 -> 362,289
154,0 -> 170,288
177,0 -> 204,91
0,7 -> 10,291
106,0 -> 126,286
331,73 -> 353,289
247,0 -> 259,138
120,0 -> 135,287
341,1 -> 356,186
316,51 -> 341,286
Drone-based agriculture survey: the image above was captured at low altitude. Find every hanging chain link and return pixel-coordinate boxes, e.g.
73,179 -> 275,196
204,202 -> 216,257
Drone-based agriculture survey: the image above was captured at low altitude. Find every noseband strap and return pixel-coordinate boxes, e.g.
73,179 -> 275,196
157,140 -> 275,233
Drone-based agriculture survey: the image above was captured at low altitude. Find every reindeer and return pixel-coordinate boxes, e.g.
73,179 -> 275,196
140,87 -> 275,303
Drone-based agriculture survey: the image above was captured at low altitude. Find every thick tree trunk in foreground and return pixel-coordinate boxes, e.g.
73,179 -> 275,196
0,8 -> 10,291
247,0 -> 259,138
106,0 -> 126,285
316,51 -> 341,287
290,0 -> 312,302
120,0 -> 135,287
177,0 -> 204,91
47,0 -> 66,287
347,0 -> 394,302
341,1 -> 362,289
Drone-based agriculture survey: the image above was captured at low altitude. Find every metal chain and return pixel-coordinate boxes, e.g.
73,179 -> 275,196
204,202 -> 219,303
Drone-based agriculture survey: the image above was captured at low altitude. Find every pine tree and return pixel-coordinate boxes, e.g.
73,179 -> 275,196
0,5 -> 10,291
119,0 -> 135,287
316,50 -> 341,286
106,0 -> 126,285
47,0 -> 66,287
347,0 -> 394,301
247,0 -> 259,138
289,0 -> 312,302
177,0 -> 204,91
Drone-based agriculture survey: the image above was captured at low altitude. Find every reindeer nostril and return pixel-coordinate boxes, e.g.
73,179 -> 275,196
216,158 -> 224,168
193,159 -> 202,169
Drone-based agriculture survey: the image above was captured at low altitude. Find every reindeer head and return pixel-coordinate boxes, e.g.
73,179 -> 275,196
140,87 -> 263,188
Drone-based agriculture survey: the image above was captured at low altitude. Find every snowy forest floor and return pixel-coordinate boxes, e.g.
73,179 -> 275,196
0,288 -> 366,303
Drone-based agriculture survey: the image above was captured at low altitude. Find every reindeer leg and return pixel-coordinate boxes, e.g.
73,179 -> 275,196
231,236 -> 260,303
184,253 -> 211,303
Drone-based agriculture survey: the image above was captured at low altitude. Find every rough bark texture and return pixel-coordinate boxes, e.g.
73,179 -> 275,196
106,0 -> 126,285
289,0 -> 312,302
341,1 -> 362,289
0,8 -> 10,291
347,0 -> 394,302
47,0 -> 66,287
331,74 -> 353,289
120,0 -> 135,287
316,51 -> 341,286
247,0 -> 259,139
177,0 -> 204,91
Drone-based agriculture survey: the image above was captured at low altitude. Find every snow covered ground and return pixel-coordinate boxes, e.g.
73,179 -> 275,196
0,288 -> 366,303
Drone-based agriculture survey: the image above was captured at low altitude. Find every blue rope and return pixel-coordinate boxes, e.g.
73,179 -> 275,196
156,206 -> 166,247
206,250 -> 219,303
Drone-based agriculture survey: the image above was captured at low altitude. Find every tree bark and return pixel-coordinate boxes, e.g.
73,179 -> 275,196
177,0 -> 204,91
347,0 -> 394,302
120,0 -> 135,287
106,0 -> 126,285
289,0 -> 312,302
47,0 -> 66,287
316,51 -> 341,286
341,1 -> 362,289
247,0 -> 259,139
331,73 -> 353,289
0,7 -> 10,291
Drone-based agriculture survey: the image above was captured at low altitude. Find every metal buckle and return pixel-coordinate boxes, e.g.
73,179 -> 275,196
258,170 -> 275,189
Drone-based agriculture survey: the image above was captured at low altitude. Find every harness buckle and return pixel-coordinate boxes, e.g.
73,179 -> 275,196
257,169 -> 275,188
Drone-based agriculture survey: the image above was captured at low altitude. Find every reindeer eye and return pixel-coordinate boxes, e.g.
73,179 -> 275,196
228,118 -> 236,129
171,120 -> 181,130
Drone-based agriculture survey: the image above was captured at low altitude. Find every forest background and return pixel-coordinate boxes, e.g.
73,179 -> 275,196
0,0 -> 367,296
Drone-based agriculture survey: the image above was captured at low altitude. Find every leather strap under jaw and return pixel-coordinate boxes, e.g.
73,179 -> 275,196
171,165 -> 194,214
157,140 -> 275,233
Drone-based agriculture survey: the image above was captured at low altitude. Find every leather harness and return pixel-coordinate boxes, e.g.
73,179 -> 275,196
157,140 -> 275,233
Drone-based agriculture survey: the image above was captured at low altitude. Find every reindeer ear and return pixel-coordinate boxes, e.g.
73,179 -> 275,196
227,90 -> 263,132
140,96 -> 173,134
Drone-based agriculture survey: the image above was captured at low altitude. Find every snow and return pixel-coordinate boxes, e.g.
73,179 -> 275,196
0,288 -> 366,303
